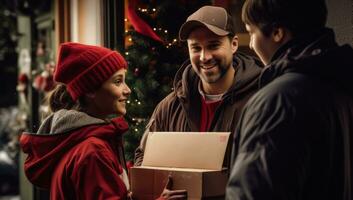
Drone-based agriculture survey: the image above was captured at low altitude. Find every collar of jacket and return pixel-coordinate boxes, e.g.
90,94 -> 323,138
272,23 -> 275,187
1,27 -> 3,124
174,53 -> 263,105
258,28 -> 353,90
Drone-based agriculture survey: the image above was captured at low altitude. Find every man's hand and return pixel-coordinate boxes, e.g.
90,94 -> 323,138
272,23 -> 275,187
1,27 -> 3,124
159,175 -> 187,200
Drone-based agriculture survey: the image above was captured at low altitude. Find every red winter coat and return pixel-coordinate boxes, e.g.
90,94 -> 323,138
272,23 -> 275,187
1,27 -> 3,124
20,109 -> 129,200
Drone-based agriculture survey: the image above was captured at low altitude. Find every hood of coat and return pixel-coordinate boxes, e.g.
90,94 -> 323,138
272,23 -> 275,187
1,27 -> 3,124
173,52 -> 263,103
260,28 -> 353,95
36,109 -> 107,134
20,109 -> 129,188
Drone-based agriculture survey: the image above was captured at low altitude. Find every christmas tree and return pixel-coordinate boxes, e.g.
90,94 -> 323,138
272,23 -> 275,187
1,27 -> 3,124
123,0 -> 210,161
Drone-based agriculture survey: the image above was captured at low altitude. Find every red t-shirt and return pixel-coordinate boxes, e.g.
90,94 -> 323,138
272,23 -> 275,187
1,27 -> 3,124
199,97 -> 222,132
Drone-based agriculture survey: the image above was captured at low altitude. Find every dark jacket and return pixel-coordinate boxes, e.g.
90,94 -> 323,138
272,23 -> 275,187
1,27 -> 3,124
226,28 -> 353,200
20,109 -> 129,200
134,52 -> 263,166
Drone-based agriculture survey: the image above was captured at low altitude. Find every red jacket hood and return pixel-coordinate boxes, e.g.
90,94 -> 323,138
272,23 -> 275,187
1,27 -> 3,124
20,110 -> 128,189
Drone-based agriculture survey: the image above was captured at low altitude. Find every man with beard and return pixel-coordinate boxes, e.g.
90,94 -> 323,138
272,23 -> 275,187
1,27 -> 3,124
226,0 -> 353,199
134,5 -> 263,168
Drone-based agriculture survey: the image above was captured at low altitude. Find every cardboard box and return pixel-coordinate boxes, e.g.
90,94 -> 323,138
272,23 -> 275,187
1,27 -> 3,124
130,132 -> 230,200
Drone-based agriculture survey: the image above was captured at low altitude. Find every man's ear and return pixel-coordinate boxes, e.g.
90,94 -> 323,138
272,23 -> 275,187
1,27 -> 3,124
272,27 -> 284,42
231,35 -> 239,54
272,27 -> 292,44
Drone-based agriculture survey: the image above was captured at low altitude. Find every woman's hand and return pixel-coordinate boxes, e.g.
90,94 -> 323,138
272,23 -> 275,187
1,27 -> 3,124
158,175 -> 187,200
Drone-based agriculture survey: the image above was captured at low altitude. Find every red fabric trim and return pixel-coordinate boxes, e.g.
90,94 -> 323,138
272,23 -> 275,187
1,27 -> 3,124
127,0 -> 163,43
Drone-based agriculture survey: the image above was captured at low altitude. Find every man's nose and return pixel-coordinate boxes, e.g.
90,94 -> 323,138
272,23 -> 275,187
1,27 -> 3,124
200,49 -> 212,62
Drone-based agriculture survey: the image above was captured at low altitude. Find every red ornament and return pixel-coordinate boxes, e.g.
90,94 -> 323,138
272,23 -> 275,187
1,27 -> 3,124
134,68 -> 140,76
33,71 -> 56,92
18,73 -> 28,84
17,73 -> 29,92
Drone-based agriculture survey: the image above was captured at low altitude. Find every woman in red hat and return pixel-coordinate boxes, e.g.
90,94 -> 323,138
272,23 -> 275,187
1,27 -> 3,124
19,42 -> 186,200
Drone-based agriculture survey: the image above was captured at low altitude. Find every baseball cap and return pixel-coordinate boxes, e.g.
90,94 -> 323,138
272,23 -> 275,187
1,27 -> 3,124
179,6 -> 235,41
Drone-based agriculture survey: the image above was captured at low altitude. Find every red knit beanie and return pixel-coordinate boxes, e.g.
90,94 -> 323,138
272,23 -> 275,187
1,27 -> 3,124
54,42 -> 128,101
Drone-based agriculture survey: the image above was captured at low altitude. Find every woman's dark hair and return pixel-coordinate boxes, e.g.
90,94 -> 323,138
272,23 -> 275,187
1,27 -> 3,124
242,0 -> 327,37
46,84 -> 86,113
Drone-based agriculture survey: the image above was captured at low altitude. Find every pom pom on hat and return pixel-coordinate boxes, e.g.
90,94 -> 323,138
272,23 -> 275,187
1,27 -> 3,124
54,42 -> 127,101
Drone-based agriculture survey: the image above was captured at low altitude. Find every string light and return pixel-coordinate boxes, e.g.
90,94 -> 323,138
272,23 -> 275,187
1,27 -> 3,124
153,28 -> 157,31
124,18 -> 127,22
164,30 -> 168,33
138,102 -> 141,105
152,8 -> 156,12
125,52 -> 129,55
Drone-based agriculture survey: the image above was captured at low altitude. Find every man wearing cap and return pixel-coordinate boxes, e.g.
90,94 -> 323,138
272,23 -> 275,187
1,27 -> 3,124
134,5 -> 263,167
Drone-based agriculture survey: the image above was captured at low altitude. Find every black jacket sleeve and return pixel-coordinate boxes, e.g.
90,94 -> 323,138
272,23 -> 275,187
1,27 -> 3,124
226,89 -> 312,200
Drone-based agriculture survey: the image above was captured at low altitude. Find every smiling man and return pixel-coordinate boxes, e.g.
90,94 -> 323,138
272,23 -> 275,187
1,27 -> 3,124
134,5 -> 263,169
